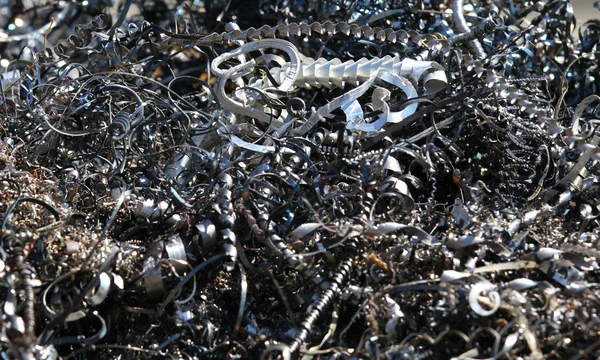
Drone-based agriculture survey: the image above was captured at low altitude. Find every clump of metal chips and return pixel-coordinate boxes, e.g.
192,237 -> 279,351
0,0 -> 599,359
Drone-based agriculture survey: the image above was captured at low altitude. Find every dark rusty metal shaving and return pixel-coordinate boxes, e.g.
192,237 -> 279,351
0,0 -> 600,359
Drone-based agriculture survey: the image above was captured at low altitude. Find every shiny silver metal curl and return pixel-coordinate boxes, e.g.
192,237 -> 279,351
270,56 -> 447,94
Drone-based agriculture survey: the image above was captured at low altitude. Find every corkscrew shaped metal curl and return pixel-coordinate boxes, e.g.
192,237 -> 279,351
200,21 -> 430,45
149,20 -> 449,59
269,55 -> 447,94
38,14 -> 109,63
448,19 -> 498,47
544,95 -> 600,202
107,112 -> 131,141
452,0 -> 487,59
291,240 -> 357,354
101,84 -> 144,141
1,230 -> 36,356
272,62 -> 436,136
261,237 -> 358,359
216,173 -> 237,271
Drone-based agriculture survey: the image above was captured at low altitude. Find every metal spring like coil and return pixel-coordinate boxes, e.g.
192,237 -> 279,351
448,19 -> 498,46
107,112 -> 132,141
201,22 -> 406,44
319,145 -> 360,158
0,230 -> 17,246
498,118 -> 546,203
21,275 -> 35,341
349,148 -> 387,164
270,55 -> 446,93
505,76 -> 550,84
157,21 -> 449,60
217,173 -> 237,271
341,147 -> 391,167
456,57 -> 554,204
452,0 -> 487,59
542,96 -> 600,202
428,176 -> 438,205
217,174 -> 236,229
313,129 -> 348,146
358,191 -> 374,223
287,237 -> 358,354
1,231 -> 35,342
462,57 -> 551,121
38,14 -> 109,63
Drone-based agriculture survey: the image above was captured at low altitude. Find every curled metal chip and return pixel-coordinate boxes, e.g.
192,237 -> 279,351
85,272 -> 111,306
165,235 -> 187,274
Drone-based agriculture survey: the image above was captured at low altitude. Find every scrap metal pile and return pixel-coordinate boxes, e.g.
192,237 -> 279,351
1,0 -> 600,358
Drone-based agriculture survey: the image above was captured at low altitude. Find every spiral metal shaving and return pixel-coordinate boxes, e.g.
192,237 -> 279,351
0,0 -> 600,359
270,55 -> 445,91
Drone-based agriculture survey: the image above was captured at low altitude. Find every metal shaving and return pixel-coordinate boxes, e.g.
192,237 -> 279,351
0,0 -> 599,359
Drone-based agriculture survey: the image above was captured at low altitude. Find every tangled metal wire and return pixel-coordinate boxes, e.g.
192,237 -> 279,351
1,0 -> 600,359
